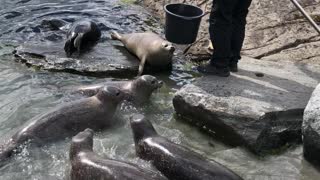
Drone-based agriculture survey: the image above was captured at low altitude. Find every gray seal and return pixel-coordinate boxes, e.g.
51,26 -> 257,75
70,128 -> 168,180
111,31 -> 175,76
0,86 -> 124,165
76,75 -> 163,105
64,20 -> 101,57
130,114 -> 243,180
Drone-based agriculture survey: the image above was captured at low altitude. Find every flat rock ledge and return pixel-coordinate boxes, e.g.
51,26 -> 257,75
302,84 -> 320,165
173,57 -> 320,154
13,41 -> 140,77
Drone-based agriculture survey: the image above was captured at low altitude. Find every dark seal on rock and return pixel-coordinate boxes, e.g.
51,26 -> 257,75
130,114 -> 243,180
76,75 -> 163,105
111,31 -> 175,76
0,86 -> 124,165
64,20 -> 101,57
69,128 -> 168,180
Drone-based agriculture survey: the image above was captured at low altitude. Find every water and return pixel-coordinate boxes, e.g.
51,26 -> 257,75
0,0 -> 319,179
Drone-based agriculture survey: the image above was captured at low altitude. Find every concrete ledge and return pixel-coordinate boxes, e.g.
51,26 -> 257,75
173,57 -> 320,154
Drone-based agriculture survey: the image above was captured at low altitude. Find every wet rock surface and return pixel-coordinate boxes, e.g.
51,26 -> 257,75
14,41 -> 140,77
173,57 -> 320,154
302,84 -> 320,165
141,0 -> 320,63
5,0 -> 164,77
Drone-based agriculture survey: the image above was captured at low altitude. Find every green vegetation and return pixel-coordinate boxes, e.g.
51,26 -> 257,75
120,0 -> 137,5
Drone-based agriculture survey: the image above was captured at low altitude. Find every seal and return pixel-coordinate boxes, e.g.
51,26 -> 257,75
64,20 -> 101,57
110,31 -> 175,76
70,128 -> 168,180
0,86 -> 124,164
75,75 -> 163,105
130,114 -> 243,180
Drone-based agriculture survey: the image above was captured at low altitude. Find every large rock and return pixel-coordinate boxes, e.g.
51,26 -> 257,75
13,41 -> 140,77
302,84 -> 320,165
6,0 -> 165,77
173,57 -> 320,154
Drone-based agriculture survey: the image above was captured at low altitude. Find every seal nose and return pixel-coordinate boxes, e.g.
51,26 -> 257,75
169,46 -> 175,53
84,128 -> 94,134
72,128 -> 94,142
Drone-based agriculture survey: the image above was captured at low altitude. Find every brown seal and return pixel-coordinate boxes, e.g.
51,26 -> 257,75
111,31 -> 175,76
76,75 -> 163,105
130,114 -> 243,180
0,86 -> 124,165
70,128 -> 168,180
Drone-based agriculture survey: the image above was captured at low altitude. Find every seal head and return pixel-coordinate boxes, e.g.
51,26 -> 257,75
130,114 -> 158,145
70,128 -> 94,160
96,86 -> 124,104
64,20 -> 101,57
161,41 -> 175,57
134,75 -> 163,91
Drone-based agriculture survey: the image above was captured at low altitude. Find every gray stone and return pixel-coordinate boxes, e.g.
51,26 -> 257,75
173,57 -> 320,154
9,2 -> 165,77
13,41 -> 140,77
302,83 -> 320,165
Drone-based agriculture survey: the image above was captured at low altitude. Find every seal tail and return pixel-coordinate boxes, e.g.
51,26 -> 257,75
110,30 -> 122,41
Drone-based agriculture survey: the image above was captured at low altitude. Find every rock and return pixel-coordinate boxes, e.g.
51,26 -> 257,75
7,1 -> 165,77
302,83 -> 320,165
173,56 -> 320,154
13,41 -> 140,77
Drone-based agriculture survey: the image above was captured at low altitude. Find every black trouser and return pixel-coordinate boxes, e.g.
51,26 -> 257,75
209,0 -> 252,68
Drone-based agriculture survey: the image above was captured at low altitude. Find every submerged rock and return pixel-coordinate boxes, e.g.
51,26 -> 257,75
173,57 -> 320,154
302,84 -> 320,165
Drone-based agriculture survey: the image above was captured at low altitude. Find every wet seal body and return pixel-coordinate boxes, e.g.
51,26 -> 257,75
70,128 -> 168,180
0,87 -> 124,164
111,31 -> 175,76
76,75 -> 163,105
130,114 -> 243,180
64,20 -> 101,57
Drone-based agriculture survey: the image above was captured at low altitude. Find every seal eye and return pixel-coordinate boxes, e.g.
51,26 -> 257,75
164,44 -> 168,48
116,92 -> 120,96
151,80 -> 156,84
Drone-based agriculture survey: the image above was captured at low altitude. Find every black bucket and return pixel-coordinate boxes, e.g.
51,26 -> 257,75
164,3 -> 205,44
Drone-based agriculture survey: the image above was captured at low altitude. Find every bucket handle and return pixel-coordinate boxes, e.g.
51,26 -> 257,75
164,3 -> 206,20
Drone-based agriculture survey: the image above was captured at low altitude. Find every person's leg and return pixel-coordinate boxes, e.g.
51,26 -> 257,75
198,0 -> 238,77
229,0 -> 252,72
209,0 -> 238,68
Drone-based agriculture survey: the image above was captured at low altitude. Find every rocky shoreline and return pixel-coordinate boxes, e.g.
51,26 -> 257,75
141,0 -> 320,63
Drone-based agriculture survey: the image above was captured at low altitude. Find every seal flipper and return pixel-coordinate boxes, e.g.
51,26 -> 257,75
137,56 -> 147,76
110,31 -> 122,41
64,33 -> 78,57
74,33 -> 84,55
